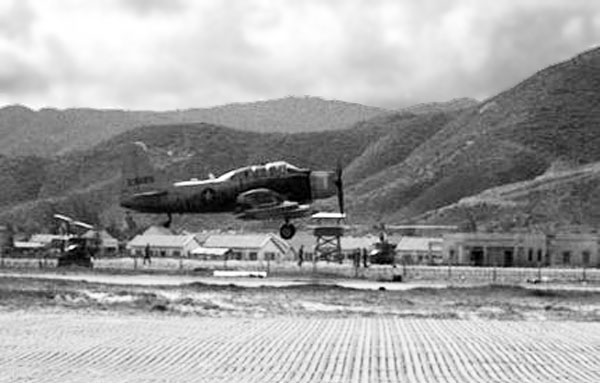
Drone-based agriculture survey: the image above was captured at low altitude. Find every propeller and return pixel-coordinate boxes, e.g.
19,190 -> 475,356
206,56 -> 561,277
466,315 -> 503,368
334,163 -> 345,215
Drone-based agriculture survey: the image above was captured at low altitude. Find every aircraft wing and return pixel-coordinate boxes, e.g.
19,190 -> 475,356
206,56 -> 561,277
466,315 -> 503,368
234,188 -> 313,221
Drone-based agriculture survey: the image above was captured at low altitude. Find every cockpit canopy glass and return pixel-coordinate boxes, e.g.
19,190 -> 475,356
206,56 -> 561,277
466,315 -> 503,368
223,161 -> 306,181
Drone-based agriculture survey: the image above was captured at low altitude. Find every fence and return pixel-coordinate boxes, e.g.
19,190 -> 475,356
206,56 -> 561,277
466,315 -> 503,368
1,255 -> 599,283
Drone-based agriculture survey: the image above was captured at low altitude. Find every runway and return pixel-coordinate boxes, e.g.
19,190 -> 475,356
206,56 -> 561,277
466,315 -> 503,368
1,311 -> 599,383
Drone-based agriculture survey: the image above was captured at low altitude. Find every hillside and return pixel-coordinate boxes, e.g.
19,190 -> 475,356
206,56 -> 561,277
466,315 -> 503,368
346,47 -> 600,225
416,160 -> 600,232
3,47 -> 600,235
0,97 -> 390,157
0,120 -> 397,234
399,97 -> 479,115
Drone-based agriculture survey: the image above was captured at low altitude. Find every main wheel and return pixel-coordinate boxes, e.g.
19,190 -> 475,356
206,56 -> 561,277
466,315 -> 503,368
279,223 -> 296,240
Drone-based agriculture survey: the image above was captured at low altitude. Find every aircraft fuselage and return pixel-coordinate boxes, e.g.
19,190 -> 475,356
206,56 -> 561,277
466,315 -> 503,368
121,171 -> 314,214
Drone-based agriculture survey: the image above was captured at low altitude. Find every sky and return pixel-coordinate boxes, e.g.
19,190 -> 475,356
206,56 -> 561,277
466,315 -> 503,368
0,0 -> 599,111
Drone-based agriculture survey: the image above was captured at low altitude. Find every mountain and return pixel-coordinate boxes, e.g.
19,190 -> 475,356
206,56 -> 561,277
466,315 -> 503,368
398,97 -> 479,115
0,120 -> 398,234
0,96 -> 390,157
345,47 -> 600,226
416,160 -> 600,233
3,47 -> 600,235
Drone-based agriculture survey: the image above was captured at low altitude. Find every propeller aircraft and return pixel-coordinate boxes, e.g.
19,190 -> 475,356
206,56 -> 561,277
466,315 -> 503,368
119,142 -> 345,239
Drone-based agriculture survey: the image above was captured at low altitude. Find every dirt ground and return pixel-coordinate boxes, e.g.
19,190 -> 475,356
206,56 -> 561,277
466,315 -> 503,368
1,275 -> 599,383
1,274 -> 599,321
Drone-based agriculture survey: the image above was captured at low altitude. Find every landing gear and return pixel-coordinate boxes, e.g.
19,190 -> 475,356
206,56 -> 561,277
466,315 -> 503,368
279,221 -> 296,240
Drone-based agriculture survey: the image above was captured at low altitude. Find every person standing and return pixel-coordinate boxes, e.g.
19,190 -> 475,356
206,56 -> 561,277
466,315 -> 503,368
297,245 -> 304,267
144,243 -> 152,265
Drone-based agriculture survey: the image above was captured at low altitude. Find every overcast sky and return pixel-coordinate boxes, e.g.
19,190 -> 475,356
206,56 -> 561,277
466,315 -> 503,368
0,0 -> 599,110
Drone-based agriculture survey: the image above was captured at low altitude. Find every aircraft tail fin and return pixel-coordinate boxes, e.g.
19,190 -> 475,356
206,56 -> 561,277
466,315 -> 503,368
120,142 -> 166,197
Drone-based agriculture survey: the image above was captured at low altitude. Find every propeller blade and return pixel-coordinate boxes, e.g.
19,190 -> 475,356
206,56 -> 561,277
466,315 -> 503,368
53,214 -> 74,223
334,163 -> 344,215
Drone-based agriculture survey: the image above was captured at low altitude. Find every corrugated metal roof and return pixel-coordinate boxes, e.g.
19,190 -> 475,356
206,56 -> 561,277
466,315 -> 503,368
203,234 -> 271,249
127,234 -> 198,248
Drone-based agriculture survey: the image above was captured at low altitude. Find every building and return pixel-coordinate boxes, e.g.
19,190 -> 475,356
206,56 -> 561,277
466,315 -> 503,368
127,234 -> 200,258
82,230 -> 119,256
442,232 -> 600,267
442,233 -> 547,267
287,232 -> 317,260
550,233 -> 599,267
190,246 -> 231,260
393,236 -> 444,265
201,234 -> 292,261
29,234 -> 69,246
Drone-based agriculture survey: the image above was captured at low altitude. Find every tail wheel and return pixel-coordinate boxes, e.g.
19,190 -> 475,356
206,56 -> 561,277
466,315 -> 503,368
280,223 -> 296,240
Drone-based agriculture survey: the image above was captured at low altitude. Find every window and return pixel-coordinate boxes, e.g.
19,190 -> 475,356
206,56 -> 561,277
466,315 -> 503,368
537,249 -> 543,263
528,249 -> 533,262
562,251 -> 571,265
173,251 -> 181,257
160,250 -> 166,257
265,252 -> 276,261
582,251 -> 591,265
249,252 -> 257,261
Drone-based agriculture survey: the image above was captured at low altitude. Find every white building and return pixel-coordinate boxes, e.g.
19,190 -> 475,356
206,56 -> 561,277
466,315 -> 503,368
201,234 -> 292,261
394,237 -> 444,265
127,234 -> 200,258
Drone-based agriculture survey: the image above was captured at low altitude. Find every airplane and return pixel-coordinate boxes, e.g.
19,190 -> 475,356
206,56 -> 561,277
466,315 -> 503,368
119,142 -> 345,239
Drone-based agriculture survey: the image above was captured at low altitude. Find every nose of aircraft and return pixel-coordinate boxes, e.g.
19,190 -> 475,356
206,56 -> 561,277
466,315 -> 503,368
310,171 -> 337,200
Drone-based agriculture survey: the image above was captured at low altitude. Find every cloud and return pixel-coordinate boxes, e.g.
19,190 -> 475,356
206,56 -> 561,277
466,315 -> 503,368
0,55 -> 48,94
0,0 -> 36,42
0,0 -> 599,109
122,0 -> 185,15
